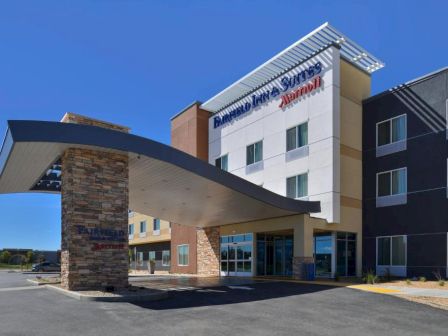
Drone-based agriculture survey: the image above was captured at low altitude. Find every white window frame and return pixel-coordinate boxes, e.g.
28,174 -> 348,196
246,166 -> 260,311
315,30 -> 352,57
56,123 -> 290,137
376,235 -> 407,267
376,114 -> 407,148
376,167 -> 407,198
286,171 -> 309,200
286,121 -> 308,152
177,244 -> 189,266
246,140 -> 263,166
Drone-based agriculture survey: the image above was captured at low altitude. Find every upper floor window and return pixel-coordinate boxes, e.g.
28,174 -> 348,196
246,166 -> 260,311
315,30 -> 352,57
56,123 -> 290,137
246,140 -> 263,166
153,218 -> 160,232
215,154 -> 228,171
140,221 -> 146,233
128,224 -> 134,235
377,115 -> 406,147
286,173 -> 308,199
377,168 -> 407,197
286,122 -> 308,152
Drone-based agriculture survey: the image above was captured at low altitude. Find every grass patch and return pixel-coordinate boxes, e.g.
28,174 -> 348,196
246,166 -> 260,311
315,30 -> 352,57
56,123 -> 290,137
0,263 -> 31,270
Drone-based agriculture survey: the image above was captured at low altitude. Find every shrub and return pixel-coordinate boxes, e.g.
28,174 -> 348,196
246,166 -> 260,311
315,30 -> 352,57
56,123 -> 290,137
405,279 -> 411,285
363,269 -> 378,284
433,270 -> 445,287
419,276 -> 426,282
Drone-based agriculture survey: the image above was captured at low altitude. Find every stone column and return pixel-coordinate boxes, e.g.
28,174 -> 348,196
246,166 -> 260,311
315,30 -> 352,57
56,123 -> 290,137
60,113 -> 130,291
196,227 -> 220,276
293,218 -> 315,280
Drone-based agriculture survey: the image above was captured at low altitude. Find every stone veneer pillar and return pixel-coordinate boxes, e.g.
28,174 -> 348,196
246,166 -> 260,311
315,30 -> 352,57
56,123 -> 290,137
196,227 -> 220,276
60,113 -> 129,291
292,256 -> 315,280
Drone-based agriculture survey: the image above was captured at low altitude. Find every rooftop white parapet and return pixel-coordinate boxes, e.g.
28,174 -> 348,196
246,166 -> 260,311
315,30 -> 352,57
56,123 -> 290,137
201,22 -> 384,113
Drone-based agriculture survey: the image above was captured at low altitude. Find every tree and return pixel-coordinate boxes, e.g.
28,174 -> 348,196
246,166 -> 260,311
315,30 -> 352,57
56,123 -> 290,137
25,251 -> 34,265
0,251 -> 11,264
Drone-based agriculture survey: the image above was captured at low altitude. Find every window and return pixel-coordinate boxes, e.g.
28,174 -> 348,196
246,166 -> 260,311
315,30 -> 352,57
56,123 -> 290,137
137,252 -> 144,266
215,154 -> 228,171
377,236 -> 406,266
246,141 -> 263,165
177,244 -> 189,266
153,218 -> 160,235
377,168 -> 407,197
162,250 -> 171,266
286,173 -> 308,199
286,122 -> 308,151
128,224 -> 134,235
140,221 -> 146,233
377,115 -> 406,147
148,251 -> 156,261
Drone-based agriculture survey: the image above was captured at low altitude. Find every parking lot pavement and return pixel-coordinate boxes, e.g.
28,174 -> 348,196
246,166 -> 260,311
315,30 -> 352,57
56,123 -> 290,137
0,272 -> 447,336
0,270 -> 59,289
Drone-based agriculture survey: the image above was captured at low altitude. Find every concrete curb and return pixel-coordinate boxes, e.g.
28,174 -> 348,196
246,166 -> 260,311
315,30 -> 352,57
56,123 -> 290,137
45,284 -> 171,302
22,272 -> 60,275
26,279 -> 48,286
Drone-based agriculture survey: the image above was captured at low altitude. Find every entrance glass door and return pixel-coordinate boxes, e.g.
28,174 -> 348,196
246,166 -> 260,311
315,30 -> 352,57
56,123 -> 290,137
256,233 -> 293,276
220,233 -> 253,276
314,234 -> 333,277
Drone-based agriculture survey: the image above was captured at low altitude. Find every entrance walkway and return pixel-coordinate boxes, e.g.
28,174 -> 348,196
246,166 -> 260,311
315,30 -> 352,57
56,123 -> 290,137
351,284 -> 448,298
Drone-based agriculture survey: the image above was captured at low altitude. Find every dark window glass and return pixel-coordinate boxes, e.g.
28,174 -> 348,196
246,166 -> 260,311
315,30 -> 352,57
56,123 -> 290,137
377,237 -> 391,266
377,172 -> 391,197
221,261 -> 228,272
377,121 -> 390,146
392,236 -> 406,266
286,176 -> 296,198
286,127 -> 297,151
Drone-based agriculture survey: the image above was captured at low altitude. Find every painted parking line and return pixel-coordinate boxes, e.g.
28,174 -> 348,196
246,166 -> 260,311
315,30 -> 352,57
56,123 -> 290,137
0,286 -> 44,292
348,285 -> 401,294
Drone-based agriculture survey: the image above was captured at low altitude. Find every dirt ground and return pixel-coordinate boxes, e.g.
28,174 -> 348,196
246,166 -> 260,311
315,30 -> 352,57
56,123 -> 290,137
399,296 -> 448,311
380,280 -> 448,290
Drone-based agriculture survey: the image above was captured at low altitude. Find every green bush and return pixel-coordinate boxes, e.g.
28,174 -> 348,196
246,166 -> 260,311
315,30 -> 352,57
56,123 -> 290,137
419,276 -> 426,282
405,279 -> 411,285
433,270 -> 445,286
363,270 -> 378,284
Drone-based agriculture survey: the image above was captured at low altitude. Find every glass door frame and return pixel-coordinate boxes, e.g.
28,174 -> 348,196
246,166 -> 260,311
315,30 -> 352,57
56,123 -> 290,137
220,233 -> 253,277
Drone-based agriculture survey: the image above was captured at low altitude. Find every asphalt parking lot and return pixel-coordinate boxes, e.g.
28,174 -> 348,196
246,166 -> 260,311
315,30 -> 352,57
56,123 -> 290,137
0,271 -> 447,336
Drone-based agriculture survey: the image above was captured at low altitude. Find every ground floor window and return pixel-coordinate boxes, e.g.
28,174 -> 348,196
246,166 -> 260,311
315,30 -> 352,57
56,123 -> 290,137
256,233 -> 293,276
162,250 -> 170,266
377,235 -> 406,266
137,252 -> 144,267
148,251 -> 156,261
177,245 -> 189,266
336,232 -> 356,276
220,233 -> 253,276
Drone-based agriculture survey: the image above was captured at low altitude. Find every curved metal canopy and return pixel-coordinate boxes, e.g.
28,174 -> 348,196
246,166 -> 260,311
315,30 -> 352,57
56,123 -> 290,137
0,120 -> 320,227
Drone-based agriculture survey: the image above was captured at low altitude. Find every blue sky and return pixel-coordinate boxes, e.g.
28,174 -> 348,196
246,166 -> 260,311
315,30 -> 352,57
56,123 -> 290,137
0,0 -> 447,250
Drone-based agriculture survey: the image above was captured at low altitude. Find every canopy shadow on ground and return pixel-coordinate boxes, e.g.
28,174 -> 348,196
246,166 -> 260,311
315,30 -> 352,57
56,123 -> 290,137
131,281 -> 336,310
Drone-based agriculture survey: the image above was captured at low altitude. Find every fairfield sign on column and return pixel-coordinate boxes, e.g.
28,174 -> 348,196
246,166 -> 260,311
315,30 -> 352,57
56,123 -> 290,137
213,61 -> 323,129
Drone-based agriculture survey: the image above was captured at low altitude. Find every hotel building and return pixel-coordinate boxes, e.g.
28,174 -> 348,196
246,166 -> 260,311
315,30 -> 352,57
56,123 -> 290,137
1,23 -> 446,291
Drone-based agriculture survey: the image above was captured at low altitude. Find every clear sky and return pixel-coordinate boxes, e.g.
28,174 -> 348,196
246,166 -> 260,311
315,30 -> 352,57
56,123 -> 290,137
0,0 -> 447,250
